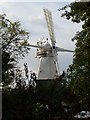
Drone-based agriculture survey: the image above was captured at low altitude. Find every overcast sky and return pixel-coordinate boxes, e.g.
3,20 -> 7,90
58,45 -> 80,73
0,1 -> 82,74
0,0 -> 77,2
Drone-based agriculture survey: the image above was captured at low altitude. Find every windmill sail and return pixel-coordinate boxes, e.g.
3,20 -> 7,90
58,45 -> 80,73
56,47 -> 74,52
43,9 -> 56,46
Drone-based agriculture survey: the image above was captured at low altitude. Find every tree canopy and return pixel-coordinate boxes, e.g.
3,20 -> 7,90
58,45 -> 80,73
0,14 -> 30,86
0,14 -> 30,59
59,1 -> 90,112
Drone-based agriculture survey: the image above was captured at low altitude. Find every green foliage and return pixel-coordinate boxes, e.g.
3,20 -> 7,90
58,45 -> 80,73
2,51 -> 15,86
3,79 -> 79,120
0,14 -> 30,59
59,2 -> 90,111
1,14 -> 30,86
60,2 -> 90,23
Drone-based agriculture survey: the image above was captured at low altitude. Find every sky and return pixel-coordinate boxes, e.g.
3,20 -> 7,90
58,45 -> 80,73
0,0 -> 77,2
0,1 -> 82,74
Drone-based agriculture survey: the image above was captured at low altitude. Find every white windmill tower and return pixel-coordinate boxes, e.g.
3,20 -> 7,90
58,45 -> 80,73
29,9 -> 73,80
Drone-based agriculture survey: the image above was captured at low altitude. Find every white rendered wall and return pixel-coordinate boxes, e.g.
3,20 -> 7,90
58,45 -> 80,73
37,56 -> 58,80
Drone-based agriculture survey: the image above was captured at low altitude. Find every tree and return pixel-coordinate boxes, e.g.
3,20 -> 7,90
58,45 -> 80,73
59,1 -> 90,112
0,14 -> 30,86
3,76 -> 77,120
0,14 -> 30,58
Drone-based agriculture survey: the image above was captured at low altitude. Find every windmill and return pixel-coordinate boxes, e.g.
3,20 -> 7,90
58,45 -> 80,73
29,9 -> 74,80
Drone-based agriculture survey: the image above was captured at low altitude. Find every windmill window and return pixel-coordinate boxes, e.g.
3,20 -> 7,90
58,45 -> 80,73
53,46 -> 55,49
56,70 -> 57,73
40,70 -> 42,72
54,61 -> 56,64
